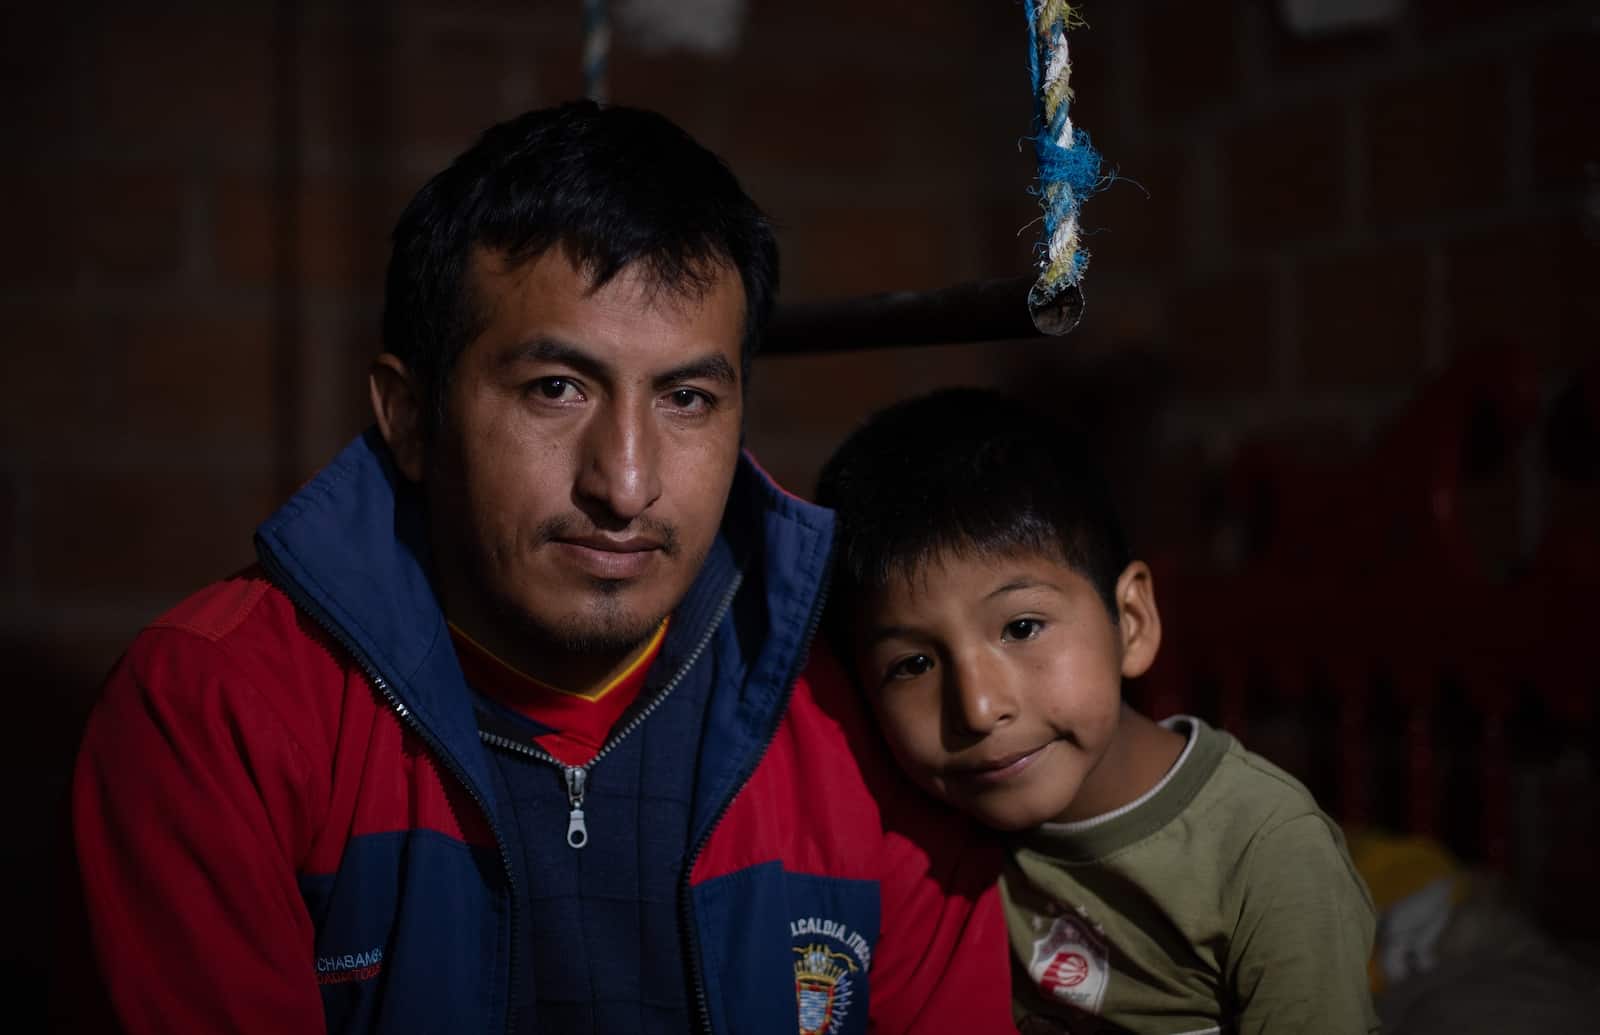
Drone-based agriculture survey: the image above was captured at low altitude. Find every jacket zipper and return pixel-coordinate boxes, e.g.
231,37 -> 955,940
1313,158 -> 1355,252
679,550 -> 833,1035
477,569 -> 744,850
256,550 -> 523,1035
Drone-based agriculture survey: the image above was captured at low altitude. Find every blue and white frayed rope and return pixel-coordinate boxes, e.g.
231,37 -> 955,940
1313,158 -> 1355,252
1023,0 -> 1103,327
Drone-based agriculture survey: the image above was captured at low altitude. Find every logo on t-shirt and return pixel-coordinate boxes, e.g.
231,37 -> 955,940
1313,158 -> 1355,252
1026,910 -> 1109,1013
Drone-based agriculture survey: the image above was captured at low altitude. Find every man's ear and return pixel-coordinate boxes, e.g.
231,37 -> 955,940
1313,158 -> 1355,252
369,353 -> 426,483
1114,561 -> 1162,680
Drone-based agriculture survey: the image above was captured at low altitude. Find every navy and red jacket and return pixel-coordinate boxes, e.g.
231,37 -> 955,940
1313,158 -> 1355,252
72,430 -> 1013,1034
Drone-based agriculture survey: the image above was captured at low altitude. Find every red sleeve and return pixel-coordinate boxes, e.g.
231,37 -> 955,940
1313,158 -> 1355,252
868,777 -> 1017,1034
808,647 -> 1018,1035
72,628 -> 328,1034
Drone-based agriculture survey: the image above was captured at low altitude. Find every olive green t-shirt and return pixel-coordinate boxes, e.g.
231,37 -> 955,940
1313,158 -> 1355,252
1003,717 -> 1378,1034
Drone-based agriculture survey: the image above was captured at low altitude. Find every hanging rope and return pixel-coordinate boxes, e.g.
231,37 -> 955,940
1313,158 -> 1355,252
583,0 -> 610,103
1022,0 -> 1102,334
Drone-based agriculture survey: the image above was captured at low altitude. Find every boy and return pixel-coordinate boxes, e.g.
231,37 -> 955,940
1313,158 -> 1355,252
816,387 -> 1378,1034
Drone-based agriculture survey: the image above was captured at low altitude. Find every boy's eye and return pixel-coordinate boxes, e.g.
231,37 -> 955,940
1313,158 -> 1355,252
1002,618 -> 1043,641
887,654 -> 934,680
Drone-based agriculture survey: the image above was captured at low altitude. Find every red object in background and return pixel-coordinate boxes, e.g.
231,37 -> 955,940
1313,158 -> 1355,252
1137,348 -> 1596,931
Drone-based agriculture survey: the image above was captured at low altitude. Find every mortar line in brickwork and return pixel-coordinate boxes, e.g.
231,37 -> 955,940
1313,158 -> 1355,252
732,10 -> 1010,66
1234,0 -> 1272,97
1422,246 -> 1448,373
1223,194 -> 1581,270
1515,417 -> 1548,568
1505,56 -> 1535,205
182,173 -> 217,288
750,172 -> 1000,209
0,286 -> 378,327
1341,101 -> 1368,240
1272,262 -> 1298,397
7,458 -> 32,613
1099,1 -> 1140,160
1183,138 -> 1225,274
1155,387 -> 1415,453
2,600 -> 206,637
271,0 -> 306,504
7,447 -> 279,476
1124,5 -> 1582,149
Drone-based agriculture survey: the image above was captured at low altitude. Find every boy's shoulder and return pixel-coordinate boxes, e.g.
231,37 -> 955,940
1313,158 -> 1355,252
1178,720 -> 1371,908
1008,718 -> 1339,871
1183,719 -> 1333,837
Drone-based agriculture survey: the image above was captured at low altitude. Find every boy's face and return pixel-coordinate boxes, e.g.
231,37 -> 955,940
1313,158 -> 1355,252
855,549 -> 1159,831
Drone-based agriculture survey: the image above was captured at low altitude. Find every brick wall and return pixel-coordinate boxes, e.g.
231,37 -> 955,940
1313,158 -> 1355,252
2,0 -> 1594,1003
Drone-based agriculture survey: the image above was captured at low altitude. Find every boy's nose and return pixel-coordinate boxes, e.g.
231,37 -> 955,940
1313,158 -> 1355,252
948,654 -> 1018,735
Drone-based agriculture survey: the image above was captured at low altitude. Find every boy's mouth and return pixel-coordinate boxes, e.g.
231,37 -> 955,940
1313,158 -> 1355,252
953,744 -> 1048,784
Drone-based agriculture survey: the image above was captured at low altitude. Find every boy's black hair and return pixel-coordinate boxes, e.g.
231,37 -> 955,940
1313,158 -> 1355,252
815,387 -> 1132,631
382,100 -> 779,434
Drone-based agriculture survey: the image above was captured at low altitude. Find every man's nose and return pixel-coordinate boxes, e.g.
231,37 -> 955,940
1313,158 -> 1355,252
574,403 -> 662,522
947,652 -> 1018,737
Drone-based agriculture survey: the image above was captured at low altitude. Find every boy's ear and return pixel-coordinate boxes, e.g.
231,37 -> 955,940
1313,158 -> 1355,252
370,353 -> 427,483
1114,561 -> 1161,679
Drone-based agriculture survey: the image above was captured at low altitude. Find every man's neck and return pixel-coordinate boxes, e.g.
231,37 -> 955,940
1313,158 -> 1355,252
451,618 -> 670,702
452,619 -> 656,697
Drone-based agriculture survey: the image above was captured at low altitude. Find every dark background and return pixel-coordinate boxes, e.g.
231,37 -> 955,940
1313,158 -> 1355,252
4,0 -> 1595,1008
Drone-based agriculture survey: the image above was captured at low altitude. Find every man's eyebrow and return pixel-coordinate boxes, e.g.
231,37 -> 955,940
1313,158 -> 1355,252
498,338 -> 612,381
495,340 -> 737,390
654,353 -> 738,390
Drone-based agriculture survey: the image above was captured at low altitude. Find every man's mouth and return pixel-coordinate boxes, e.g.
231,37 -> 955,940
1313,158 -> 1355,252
551,534 -> 665,579
558,533 -> 663,553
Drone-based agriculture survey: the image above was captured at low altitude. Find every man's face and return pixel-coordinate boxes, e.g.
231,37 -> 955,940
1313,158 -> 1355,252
416,247 -> 746,678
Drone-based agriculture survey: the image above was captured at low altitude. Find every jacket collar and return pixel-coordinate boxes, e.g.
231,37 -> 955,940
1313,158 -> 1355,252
254,427 -> 835,813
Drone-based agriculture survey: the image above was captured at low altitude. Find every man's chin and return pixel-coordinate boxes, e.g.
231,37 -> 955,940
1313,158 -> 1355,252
536,592 -> 667,657
500,560 -> 697,658
545,618 -> 660,658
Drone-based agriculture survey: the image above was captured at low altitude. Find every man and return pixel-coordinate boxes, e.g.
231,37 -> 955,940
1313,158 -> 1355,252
71,102 -> 1012,1033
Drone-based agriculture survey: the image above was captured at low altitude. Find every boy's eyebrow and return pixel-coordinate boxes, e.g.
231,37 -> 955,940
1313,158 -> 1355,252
860,577 -> 1065,647
860,623 -> 922,649
985,576 -> 1060,600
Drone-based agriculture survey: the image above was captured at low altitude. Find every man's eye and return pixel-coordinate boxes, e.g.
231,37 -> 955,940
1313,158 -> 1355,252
665,388 -> 712,412
1002,618 -> 1043,641
887,654 -> 934,680
532,377 -> 580,401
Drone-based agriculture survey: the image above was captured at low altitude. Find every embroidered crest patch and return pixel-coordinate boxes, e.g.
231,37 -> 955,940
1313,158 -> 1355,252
790,915 -> 872,1034
793,943 -> 856,1034
1026,910 -> 1109,1013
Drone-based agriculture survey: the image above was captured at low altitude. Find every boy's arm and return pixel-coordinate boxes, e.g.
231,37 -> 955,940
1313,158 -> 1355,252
1228,814 -> 1380,1034
72,631 -> 327,1034
868,772 -> 1017,1033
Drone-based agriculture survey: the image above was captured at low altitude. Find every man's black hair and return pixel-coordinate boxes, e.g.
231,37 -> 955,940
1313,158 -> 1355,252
815,387 -> 1132,630
382,100 -> 779,432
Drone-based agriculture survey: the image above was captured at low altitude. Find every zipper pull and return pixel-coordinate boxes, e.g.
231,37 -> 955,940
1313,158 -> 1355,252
564,766 -> 588,849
